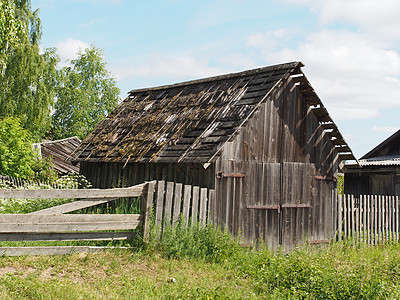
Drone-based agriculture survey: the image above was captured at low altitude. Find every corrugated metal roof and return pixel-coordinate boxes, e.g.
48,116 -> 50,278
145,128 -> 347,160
359,155 -> 400,166
72,62 -> 356,164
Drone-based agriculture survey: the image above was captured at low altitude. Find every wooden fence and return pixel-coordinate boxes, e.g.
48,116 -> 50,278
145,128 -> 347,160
338,194 -> 400,244
0,181 -> 215,256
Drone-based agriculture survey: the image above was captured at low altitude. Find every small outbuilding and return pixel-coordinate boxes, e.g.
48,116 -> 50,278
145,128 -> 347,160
344,129 -> 400,197
34,136 -> 81,175
72,62 -> 355,248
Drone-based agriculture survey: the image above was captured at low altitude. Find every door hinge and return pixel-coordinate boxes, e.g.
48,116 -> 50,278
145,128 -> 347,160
247,204 -> 311,213
314,175 -> 336,182
216,172 -> 245,179
247,205 -> 280,213
281,204 -> 311,208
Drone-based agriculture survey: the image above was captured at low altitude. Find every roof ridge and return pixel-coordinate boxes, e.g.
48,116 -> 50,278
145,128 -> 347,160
128,61 -> 303,94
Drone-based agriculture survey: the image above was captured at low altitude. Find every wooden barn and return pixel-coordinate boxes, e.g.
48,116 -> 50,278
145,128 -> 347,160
344,129 -> 400,197
71,61 -> 355,249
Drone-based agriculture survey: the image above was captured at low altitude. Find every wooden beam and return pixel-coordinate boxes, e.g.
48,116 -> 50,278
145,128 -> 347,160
0,214 -> 142,233
29,198 -> 119,215
0,246 -> 118,256
0,183 -> 146,199
0,231 -> 134,242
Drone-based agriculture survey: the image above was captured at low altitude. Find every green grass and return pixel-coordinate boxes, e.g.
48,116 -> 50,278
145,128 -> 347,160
2,186 -> 400,298
2,223 -> 400,299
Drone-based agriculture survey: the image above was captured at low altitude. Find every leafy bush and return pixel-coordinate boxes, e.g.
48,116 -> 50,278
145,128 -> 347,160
0,117 -> 35,179
0,117 -> 58,182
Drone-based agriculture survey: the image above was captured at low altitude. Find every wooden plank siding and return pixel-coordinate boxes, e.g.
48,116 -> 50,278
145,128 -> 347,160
214,77 -> 338,249
80,162 -> 216,189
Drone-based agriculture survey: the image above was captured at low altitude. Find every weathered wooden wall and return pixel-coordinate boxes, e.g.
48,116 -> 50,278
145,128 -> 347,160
80,162 -> 215,189
214,78 -> 338,249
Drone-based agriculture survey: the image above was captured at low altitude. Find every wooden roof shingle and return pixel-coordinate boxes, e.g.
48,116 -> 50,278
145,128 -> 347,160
72,61 -> 356,164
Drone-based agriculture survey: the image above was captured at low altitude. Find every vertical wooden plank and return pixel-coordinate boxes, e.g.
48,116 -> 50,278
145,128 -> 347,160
155,181 -> 165,229
182,185 -> 191,227
208,189 -> 216,225
378,195 -> 382,244
396,196 -> 399,242
386,196 -> 392,241
172,183 -> 183,227
353,197 -> 360,242
163,182 -> 174,228
373,195 -> 377,244
350,195 -> 355,240
199,188 -> 208,227
338,194 -> 343,241
390,196 -> 396,242
142,181 -> 155,242
382,196 -> 389,242
343,194 -> 348,240
369,195 -> 373,245
191,186 -> 200,226
363,195 -> 367,243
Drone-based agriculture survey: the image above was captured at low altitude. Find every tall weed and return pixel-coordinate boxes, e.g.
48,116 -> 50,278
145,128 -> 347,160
145,218 -> 242,263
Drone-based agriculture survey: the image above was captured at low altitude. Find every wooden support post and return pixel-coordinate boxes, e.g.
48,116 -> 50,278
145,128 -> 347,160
142,181 -> 155,243
338,194 -> 342,241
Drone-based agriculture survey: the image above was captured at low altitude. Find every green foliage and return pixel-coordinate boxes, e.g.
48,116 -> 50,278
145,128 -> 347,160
52,46 -> 120,140
0,117 -> 35,178
0,0 -> 59,139
0,173 -> 93,213
0,117 -> 59,180
337,172 -> 344,195
30,156 -> 58,183
56,173 -> 92,189
0,0 -> 24,71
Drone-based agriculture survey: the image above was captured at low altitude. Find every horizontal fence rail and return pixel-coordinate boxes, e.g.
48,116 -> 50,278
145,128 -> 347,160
338,194 -> 400,244
0,182 -> 152,255
0,180 -> 215,256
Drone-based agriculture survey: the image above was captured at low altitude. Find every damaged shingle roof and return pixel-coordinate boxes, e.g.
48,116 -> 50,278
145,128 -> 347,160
72,61 -> 355,164
34,136 -> 81,174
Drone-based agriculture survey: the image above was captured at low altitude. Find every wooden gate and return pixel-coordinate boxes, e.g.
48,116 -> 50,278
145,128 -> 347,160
0,181 -> 215,256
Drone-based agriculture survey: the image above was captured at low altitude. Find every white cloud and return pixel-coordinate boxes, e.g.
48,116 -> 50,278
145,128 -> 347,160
111,53 -> 228,83
280,0 -> 400,46
246,29 -> 400,120
56,38 -> 90,65
372,126 -> 399,134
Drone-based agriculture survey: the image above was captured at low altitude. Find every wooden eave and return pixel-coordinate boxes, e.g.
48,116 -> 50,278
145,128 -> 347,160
290,71 -> 357,163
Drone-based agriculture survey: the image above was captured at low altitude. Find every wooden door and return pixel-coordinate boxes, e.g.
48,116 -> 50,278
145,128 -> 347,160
245,162 -> 334,250
280,162 -> 313,250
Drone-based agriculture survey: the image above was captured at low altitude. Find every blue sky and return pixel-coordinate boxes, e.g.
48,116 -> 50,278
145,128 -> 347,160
33,0 -> 400,158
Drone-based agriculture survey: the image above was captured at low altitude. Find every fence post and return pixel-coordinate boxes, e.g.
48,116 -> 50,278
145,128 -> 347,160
338,194 -> 342,241
142,181 -> 155,243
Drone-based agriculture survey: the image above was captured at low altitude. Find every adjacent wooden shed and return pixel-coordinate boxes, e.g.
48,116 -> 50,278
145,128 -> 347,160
344,129 -> 400,197
34,136 -> 81,174
72,62 -> 355,249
